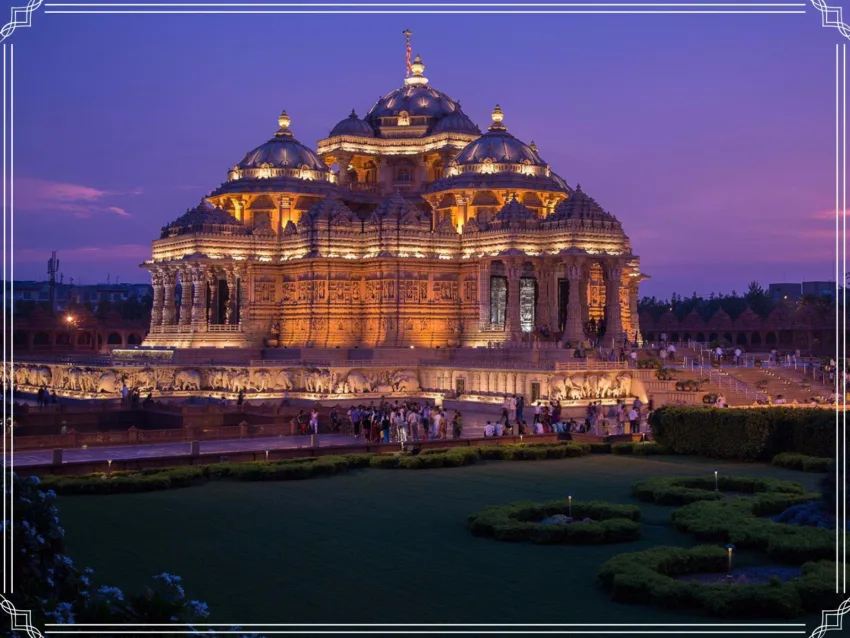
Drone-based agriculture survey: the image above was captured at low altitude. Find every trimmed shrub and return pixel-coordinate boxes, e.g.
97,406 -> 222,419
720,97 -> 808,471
36,442 -> 590,495
632,475 -> 808,506
597,545 -> 839,618
588,442 -> 612,454
672,497 -> 834,564
468,499 -> 641,545
771,453 -> 833,473
650,406 -> 835,460
611,442 -> 669,456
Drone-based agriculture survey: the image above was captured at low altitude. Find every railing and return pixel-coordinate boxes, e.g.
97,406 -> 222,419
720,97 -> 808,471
208,324 -> 242,333
346,182 -> 381,193
680,356 -> 766,402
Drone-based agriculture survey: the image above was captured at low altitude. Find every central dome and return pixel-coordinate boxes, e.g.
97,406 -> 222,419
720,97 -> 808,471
363,55 -> 473,136
365,85 -> 460,122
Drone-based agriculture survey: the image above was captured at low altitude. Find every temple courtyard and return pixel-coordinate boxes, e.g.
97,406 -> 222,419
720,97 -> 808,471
56,453 -> 824,626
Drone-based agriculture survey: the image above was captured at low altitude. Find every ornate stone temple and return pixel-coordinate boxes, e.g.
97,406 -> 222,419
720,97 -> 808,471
142,48 -> 647,349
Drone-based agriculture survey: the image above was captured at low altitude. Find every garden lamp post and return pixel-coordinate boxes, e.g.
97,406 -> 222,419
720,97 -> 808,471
107,459 -> 112,478
725,543 -> 735,583
568,495 -> 572,518
714,470 -> 719,492
265,450 -> 269,462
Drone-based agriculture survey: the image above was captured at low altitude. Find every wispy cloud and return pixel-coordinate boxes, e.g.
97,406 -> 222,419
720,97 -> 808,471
14,244 -> 150,263
16,177 -> 142,218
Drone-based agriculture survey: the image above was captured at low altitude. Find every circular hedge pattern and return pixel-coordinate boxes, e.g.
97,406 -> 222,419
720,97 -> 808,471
467,499 -> 642,544
632,475 -> 807,506
597,545 -> 839,618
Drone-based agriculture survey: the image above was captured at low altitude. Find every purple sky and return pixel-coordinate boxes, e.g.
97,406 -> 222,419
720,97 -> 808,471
12,9 -> 845,298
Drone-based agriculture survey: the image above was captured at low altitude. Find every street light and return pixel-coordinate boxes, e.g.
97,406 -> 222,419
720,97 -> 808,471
725,543 -> 736,583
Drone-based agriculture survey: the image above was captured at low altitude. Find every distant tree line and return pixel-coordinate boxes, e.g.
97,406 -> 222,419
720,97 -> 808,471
13,293 -> 153,322
639,281 -> 836,322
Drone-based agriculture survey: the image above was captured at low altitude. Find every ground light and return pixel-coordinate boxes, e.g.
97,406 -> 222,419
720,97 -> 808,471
107,459 -> 112,478
714,470 -> 719,492
725,543 -> 735,584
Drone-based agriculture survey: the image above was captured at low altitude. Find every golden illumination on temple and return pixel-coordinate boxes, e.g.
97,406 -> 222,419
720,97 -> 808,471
142,37 -> 647,349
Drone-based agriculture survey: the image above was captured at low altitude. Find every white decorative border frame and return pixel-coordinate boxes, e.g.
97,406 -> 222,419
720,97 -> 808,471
0,2 -> 847,636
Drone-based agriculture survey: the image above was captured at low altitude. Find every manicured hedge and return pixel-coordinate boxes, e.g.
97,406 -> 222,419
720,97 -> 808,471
468,499 -> 642,544
597,545 -> 840,618
38,443 -> 590,495
611,442 -> 670,456
771,453 -> 834,473
371,442 -> 590,468
671,497 -> 834,564
632,475 -> 808,506
649,406 -> 835,460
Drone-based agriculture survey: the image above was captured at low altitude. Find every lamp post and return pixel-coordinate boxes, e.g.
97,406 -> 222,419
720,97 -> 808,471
568,494 -> 572,518
265,450 -> 269,462
107,459 -> 112,478
725,543 -> 735,583
714,470 -> 719,492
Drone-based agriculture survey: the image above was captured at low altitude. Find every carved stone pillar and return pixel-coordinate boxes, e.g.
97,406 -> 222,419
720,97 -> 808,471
562,261 -> 585,345
191,265 -> 208,328
225,268 -> 237,325
279,196 -> 293,229
179,267 -> 193,327
479,259 -> 491,330
535,260 -> 552,332
161,268 -> 177,326
336,152 -> 353,187
456,195 -> 469,232
629,282 -> 641,344
206,269 -> 218,325
150,269 -> 164,328
603,262 -> 623,347
377,158 -> 391,193
505,261 -> 522,340
580,272 -> 590,332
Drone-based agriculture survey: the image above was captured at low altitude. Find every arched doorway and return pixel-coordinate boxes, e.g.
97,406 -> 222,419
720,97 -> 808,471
127,333 -> 142,345
765,332 -> 777,346
736,333 -> 748,346
107,332 -> 123,346
33,331 -> 50,346
751,332 -> 762,346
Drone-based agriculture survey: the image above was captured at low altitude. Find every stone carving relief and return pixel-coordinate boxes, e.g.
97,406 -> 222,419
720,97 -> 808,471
547,372 -> 634,401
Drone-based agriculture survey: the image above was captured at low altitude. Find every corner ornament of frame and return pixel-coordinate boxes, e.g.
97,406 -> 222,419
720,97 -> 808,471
0,0 -> 43,44
810,597 -> 850,638
810,0 -> 850,40
0,594 -> 44,638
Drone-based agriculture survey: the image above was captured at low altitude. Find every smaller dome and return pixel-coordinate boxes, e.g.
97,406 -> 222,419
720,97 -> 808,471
329,109 -> 375,138
453,105 -> 547,167
431,111 -> 481,135
161,199 -> 246,238
235,111 -> 328,172
492,198 -> 537,225
548,185 -> 616,222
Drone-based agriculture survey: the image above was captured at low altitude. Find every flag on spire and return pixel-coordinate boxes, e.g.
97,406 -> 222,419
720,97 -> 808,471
403,29 -> 412,78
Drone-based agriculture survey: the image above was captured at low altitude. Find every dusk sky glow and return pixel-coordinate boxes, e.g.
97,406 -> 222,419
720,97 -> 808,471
13,9 -> 845,297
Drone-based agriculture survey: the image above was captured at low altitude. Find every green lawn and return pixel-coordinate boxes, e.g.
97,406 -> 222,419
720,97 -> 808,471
56,455 -> 826,625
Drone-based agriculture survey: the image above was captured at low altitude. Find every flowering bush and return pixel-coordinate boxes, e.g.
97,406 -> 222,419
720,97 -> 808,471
6,473 -> 265,637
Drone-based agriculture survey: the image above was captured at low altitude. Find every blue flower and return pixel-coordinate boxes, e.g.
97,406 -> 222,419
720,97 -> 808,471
186,600 -> 210,618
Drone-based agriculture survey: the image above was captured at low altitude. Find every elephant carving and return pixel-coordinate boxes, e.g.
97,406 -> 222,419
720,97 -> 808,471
174,369 -> 202,391
96,372 -> 120,394
229,371 -> 251,393
251,370 -> 272,392
391,369 -> 420,392
548,375 -> 569,400
597,374 -> 614,398
345,371 -> 371,394
616,373 -> 632,398
273,370 -> 295,391
374,384 -> 394,394
27,366 -> 51,387
131,368 -> 156,391
305,369 -> 332,393
14,366 -> 28,386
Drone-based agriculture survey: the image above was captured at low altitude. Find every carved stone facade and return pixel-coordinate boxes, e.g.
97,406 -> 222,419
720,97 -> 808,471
142,49 -> 646,349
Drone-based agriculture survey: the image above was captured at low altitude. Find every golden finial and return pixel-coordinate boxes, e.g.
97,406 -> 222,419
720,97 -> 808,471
491,104 -> 504,123
529,140 -> 538,153
278,110 -> 291,129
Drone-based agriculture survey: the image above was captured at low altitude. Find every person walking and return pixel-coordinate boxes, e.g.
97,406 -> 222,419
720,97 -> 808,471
628,406 -> 639,434
452,412 -> 463,439
533,401 -> 542,424
407,408 -> 420,441
121,382 -> 129,408
237,390 -> 244,406
309,408 -> 319,434
516,394 -> 525,422
508,395 -> 517,423
436,410 -> 446,439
